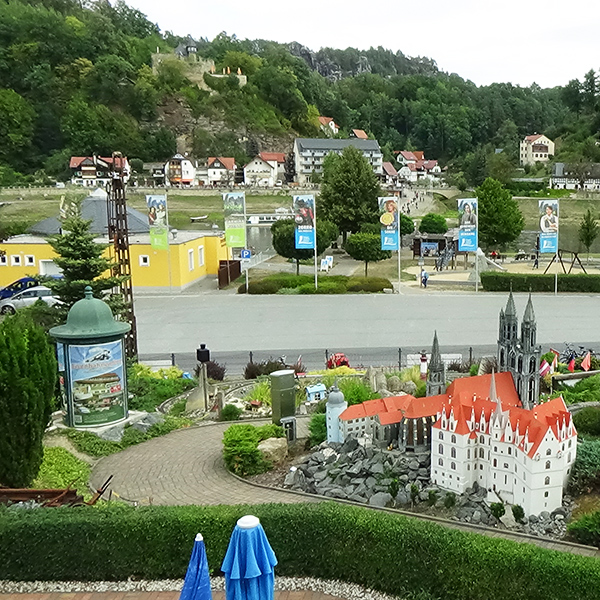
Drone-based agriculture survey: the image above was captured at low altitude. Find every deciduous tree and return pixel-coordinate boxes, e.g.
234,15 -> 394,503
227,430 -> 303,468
419,213 -> 447,234
344,232 -> 391,276
578,208 -> 599,262
0,313 -> 56,487
476,178 -> 524,249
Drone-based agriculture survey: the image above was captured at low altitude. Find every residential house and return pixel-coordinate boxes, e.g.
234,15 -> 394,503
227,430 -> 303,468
244,156 -> 276,187
382,161 -> 398,186
70,156 -> 130,187
259,152 -> 286,180
293,138 -> 383,184
550,162 -> 600,190
318,116 -> 339,136
165,154 -> 197,187
396,151 -> 441,183
350,129 -> 368,139
142,162 -> 166,186
207,157 -> 236,186
520,134 -> 555,166
174,37 -> 198,59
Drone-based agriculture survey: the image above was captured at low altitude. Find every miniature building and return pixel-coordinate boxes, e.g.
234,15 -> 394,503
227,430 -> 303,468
326,384 -> 347,443
497,292 -> 541,409
306,383 -> 327,404
426,331 -> 446,396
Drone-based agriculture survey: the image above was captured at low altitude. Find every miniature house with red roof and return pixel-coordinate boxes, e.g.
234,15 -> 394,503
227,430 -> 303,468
337,293 -> 577,515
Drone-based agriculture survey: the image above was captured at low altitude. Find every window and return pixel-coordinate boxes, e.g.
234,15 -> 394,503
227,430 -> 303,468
480,464 -> 483,470
439,431 -> 443,440
479,448 -> 484,458
0,254 -> 6,266
467,449 -> 470,459
438,444 -> 443,455
451,434 -> 456,444
504,463 -> 508,469
451,447 -> 456,458
438,458 -> 443,466
467,465 -> 470,471
493,459 -> 497,467
451,462 -> 456,470
480,436 -> 484,444
546,448 -> 551,456
508,447 -> 511,455
569,440 -> 572,448
545,476 -> 550,485
568,452 -> 572,462
25,255 -> 35,266
197,246 -> 205,267
10,255 -> 21,266
544,491 -> 549,497
494,446 -> 497,452
545,460 -> 551,469
188,249 -> 194,271
139,255 -> 150,267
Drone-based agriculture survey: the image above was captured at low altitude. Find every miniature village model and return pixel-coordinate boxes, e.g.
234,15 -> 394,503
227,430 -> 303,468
327,292 -> 577,516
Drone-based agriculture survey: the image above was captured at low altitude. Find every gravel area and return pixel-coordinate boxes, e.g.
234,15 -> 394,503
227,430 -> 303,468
0,577 -> 401,600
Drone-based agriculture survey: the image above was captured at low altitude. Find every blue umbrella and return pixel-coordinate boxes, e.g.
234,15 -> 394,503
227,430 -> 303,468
221,515 -> 278,600
180,533 -> 213,600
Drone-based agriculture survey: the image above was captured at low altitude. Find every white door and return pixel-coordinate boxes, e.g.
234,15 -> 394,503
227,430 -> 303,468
39,260 -> 62,276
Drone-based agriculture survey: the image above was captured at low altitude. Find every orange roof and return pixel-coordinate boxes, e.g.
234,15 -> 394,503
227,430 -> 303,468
447,371 -> 521,408
319,116 -> 333,125
382,161 -> 397,177
208,157 -> 236,170
413,151 -> 425,161
525,134 -> 543,142
69,156 -> 126,169
259,152 -> 286,164
352,129 -> 368,139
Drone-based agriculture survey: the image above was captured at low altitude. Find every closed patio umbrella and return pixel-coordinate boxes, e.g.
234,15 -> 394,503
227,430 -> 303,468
180,533 -> 212,600
221,515 -> 278,600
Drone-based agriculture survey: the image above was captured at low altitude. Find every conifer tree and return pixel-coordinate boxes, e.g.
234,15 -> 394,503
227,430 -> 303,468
0,313 -> 56,487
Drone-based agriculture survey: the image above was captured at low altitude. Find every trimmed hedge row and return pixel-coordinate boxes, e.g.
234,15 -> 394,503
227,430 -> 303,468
238,274 -> 393,295
481,272 -> 600,293
568,510 -> 600,547
1,503 -> 600,600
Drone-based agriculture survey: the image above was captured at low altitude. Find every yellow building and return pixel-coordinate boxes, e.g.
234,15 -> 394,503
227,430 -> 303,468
0,232 -> 231,293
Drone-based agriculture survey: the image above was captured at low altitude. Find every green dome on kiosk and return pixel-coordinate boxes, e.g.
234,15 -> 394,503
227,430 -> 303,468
50,286 -> 131,341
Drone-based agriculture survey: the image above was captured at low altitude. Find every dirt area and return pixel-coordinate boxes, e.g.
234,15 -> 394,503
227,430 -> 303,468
247,439 -> 311,487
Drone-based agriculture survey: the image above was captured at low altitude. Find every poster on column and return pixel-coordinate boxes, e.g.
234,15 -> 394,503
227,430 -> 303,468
146,194 -> 169,250
379,197 -> 399,250
223,192 -> 247,248
457,198 -> 478,251
67,340 -> 127,426
539,200 -> 559,253
293,194 -> 315,249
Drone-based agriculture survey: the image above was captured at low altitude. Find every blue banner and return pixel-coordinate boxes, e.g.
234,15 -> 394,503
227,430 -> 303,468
458,198 -> 478,252
539,232 -> 558,253
379,197 -> 399,250
539,200 -> 559,254
294,195 -> 315,249
381,229 -> 399,250
295,228 -> 315,249
458,228 -> 478,251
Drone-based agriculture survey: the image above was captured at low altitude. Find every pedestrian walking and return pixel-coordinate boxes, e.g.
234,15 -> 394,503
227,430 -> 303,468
421,270 -> 429,288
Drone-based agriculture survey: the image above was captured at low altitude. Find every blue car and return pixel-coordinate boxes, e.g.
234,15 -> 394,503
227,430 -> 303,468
0,275 -> 62,300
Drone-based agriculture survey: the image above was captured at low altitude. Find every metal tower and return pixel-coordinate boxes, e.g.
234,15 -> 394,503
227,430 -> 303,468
106,152 -> 138,359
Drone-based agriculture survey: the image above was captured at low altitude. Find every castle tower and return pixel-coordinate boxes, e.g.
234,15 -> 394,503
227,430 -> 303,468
427,331 -> 446,396
497,290 -> 518,372
515,294 -> 541,409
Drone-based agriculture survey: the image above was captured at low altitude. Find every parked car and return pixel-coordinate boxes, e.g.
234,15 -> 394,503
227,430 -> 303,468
0,275 -> 63,300
0,286 -> 62,314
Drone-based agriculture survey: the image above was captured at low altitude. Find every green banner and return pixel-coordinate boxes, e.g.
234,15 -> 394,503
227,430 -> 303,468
150,225 -> 169,250
223,192 -> 246,248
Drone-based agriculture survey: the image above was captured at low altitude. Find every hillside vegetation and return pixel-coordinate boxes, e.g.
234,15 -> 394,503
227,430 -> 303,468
2,0 -> 600,187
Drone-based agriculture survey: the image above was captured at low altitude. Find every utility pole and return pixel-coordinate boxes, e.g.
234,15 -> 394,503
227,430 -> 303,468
107,152 -> 138,359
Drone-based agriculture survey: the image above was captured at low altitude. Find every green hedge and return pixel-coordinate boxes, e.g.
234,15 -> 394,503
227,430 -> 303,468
1,503 -> 600,600
480,272 -> 600,293
222,423 -> 284,476
568,510 -> 600,547
238,274 -> 393,295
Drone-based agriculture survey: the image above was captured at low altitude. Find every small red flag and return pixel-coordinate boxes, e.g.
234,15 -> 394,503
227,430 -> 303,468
582,352 -> 592,372
568,356 -> 576,372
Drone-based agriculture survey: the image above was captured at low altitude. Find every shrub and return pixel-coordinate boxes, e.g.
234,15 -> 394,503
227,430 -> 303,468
419,213 -> 448,234
444,492 -> 456,508
244,359 -> 285,379
239,280 -> 280,294
481,272 -> 600,293
491,502 -> 506,520
2,503 -> 600,600
574,407 -> 600,437
33,447 -> 91,496
222,423 -> 284,476
205,360 -> 226,381
338,378 -> 378,405
128,365 -> 196,412
427,490 -> 438,507
220,404 -> 242,421
469,363 -> 479,376
346,277 -> 393,293
309,413 -> 327,446
512,504 -> 525,524
568,509 -> 600,546
558,374 -> 600,405
568,439 -> 600,495
410,483 -> 419,504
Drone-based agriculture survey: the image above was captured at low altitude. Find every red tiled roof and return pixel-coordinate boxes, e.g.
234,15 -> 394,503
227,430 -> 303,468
69,156 -> 127,170
399,151 -> 416,162
208,157 -> 236,170
382,161 -> 397,177
413,151 -> 425,161
318,116 -> 333,125
259,152 -> 286,164
525,134 -> 543,142
351,129 -> 368,139
423,160 -> 438,170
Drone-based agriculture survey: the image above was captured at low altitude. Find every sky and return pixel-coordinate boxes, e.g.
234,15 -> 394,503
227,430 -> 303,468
129,0 -> 599,88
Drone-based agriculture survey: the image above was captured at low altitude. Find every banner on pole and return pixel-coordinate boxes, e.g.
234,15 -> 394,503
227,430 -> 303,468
293,194 -> 315,249
539,200 -> 559,253
379,197 -> 399,250
223,192 -> 246,248
457,198 -> 478,252
146,195 -> 169,250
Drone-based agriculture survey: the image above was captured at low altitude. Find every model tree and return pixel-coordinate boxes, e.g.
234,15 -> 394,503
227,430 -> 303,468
46,216 -> 125,314
579,208 -> 599,262
320,146 -> 381,241
344,232 -> 391,276
477,178 -> 524,249
0,313 -> 57,487
271,219 -> 338,275
419,213 -> 448,234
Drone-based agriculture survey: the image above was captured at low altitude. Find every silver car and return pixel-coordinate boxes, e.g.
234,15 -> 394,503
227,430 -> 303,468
0,286 -> 62,314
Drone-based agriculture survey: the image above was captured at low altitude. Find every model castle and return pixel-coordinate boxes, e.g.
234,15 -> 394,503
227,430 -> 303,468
333,292 -> 576,515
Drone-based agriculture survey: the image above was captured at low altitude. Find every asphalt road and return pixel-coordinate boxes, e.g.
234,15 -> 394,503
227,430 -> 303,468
135,291 -> 600,372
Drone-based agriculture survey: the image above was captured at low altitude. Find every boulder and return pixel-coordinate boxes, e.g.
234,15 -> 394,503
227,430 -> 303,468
471,510 -> 482,524
395,491 -> 409,505
375,372 -> 387,392
257,437 -> 287,465
408,459 -> 420,471
349,494 -> 368,504
98,424 -> 125,442
341,437 -> 359,453
369,492 -> 393,508
387,375 -> 402,392
400,380 -> 417,395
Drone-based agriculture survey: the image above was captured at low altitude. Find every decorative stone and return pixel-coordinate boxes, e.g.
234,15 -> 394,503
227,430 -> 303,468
97,424 -> 125,442
257,437 -> 288,465
368,492 -> 393,507
387,376 -> 402,392
400,380 -> 417,395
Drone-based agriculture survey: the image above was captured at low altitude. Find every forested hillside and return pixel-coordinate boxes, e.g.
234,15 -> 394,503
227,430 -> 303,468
2,0 -> 600,186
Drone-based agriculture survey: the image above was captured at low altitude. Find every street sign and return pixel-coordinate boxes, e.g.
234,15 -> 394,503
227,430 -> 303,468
241,249 -> 251,259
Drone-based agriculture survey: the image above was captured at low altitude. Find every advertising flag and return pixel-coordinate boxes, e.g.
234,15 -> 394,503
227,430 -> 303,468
539,200 -> 559,253
146,195 -> 169,250
293,194 -> 315,249
458,198 -> 478,251
379,197 -> 399,250
223,192 -> 247,248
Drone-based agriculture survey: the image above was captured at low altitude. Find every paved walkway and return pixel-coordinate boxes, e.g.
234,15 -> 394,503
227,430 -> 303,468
90,419 -> 315,506
0,593 -> 341,600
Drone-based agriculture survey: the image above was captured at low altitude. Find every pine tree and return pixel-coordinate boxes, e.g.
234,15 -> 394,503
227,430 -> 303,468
578,208 -> 599,263
46,216 -> 125,315
0,313 -> 57,487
